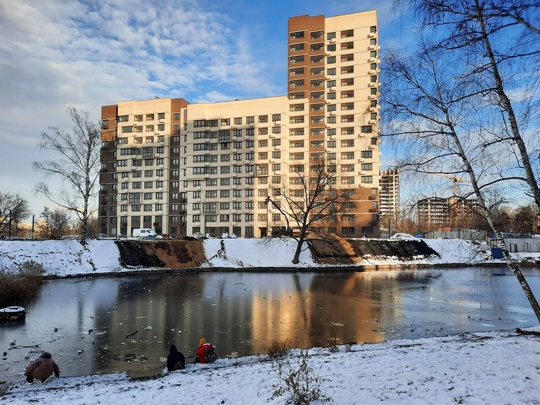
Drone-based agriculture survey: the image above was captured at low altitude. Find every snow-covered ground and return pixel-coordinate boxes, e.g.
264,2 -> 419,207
2,328 -> 539,404
1,237 -> 540,404
0,236 -> 532,277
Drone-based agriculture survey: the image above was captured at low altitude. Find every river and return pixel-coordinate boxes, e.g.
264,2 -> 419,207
1,267 -> 539,382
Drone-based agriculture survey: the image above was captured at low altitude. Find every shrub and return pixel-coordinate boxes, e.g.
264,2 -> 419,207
269,349 -> 331,405
0,261 -> 44,307
266,339 -> 292,359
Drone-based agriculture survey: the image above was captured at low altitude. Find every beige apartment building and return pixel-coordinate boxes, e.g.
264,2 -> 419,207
99,10 -> 380,238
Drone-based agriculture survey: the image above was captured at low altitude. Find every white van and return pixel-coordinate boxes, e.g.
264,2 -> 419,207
132,228 -> 157,239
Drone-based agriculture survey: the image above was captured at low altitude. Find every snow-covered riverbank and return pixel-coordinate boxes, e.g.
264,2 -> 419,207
1,237 -> 534,277
2,327 -> 540,404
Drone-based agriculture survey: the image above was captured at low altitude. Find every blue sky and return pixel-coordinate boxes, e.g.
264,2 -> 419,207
0,0 -> 408,215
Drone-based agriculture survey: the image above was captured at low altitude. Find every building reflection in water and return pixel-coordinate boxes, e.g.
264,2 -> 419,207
6,268 -> 533,381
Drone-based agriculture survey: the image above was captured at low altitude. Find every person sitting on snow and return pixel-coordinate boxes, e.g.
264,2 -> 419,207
194,338 -> 217,363
166,344 -> 186,371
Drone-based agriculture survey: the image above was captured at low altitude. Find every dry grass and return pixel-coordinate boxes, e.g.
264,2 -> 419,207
266,339 -> 293,359
0,260 -> 44,308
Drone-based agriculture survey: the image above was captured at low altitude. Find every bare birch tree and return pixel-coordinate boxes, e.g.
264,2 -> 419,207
382,31 -> 540,321
33,106 -> 101,245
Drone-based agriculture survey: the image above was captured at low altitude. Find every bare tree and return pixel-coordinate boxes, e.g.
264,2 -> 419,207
397,0 -> 540,210
269,159 -> 352,264
33,106 -> 101,245
37,207 -> 71,239
0,192 -> 31,238
382,35 -> 540,320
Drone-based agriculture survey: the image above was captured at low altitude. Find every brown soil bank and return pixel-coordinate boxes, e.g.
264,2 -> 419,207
308,238 -> 438,264
115,239 -> 206,268
115,238 -> 438,268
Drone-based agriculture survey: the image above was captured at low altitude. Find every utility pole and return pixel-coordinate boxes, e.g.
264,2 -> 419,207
266,195 -> 271,237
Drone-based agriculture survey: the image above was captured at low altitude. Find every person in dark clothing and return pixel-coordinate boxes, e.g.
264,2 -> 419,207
166,345 -> 185,371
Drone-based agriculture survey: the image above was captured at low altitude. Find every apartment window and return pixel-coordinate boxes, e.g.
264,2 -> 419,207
327,56 -> 336,64
234,117 -> 242,125
361,126 -> 373,133
341,152 -> 355,160
361,150 -> 373,158
233,177 -> 242,185
220,202 -> 230,210
220,178 -> 230,186
327,44 -> 336,52
246,116 -> 255,124
361,163 -> 373,171
220,190 -> 230,198
221,166 -> 230,174
272,139 -> 281,147
327,92 -> 336,100
327,32 -> 336,40
361,176 -> 373,183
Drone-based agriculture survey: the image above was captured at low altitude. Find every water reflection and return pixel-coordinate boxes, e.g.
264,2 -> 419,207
1,268 -> 539,383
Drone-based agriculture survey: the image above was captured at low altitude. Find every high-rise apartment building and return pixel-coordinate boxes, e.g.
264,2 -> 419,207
379,169 -> 400,232
99,10 -> 380,238
417,197 -> 478,231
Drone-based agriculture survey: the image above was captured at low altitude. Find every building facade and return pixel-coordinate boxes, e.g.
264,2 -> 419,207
379,169 -> 400,234
417,197 -> 478,232
99,10 -> 380,238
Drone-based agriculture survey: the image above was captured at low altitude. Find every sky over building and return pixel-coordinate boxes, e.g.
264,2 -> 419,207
0,0 -> 409,216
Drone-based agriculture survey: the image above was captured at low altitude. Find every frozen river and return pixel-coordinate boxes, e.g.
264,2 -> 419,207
1,267 -> 539,382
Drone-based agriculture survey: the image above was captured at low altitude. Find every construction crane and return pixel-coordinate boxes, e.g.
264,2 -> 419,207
434,173 -> 465,197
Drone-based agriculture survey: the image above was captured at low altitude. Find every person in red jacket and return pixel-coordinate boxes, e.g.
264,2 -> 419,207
194,338 -> 215,363
25,352 -> 60,383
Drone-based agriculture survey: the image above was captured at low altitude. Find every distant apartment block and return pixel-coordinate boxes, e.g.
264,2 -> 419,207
99,10 -> 380,238
379,169 -> 400,220
417,197 -> 478,231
